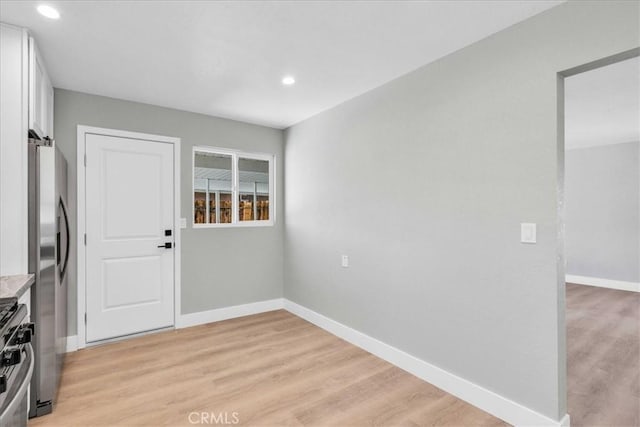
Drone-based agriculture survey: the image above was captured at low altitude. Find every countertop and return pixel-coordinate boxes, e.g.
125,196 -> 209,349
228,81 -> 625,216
0,274 -> 35,302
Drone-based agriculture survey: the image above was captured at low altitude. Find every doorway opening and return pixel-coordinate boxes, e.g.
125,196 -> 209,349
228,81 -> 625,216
559,50 -> 639,426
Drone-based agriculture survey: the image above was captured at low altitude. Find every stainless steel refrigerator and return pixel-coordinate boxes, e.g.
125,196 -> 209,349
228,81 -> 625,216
27,139 -> 69,418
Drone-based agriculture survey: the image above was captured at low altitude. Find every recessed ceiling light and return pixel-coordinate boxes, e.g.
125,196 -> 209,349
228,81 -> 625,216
37,4 -> 60,20
282,76 -> 295,86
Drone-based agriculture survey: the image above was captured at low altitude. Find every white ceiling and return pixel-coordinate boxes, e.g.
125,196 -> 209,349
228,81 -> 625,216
1,1 -> 563,129
565,57 -> 640,150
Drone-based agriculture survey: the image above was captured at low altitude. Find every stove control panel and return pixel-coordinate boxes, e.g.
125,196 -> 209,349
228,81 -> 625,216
12,323 -> 34,345
1,348 -> 21,367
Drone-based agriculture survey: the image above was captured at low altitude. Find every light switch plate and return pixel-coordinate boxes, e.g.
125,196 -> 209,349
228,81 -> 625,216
341,255 -> 349,268
521,223 -> 536,244
180,218 -> 187,229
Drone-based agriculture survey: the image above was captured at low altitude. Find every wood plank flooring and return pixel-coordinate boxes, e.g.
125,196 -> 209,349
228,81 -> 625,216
566,283 -> 640,427
29,310 -> 506,426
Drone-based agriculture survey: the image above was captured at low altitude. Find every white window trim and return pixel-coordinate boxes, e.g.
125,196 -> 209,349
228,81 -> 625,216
192,145 -> 276,228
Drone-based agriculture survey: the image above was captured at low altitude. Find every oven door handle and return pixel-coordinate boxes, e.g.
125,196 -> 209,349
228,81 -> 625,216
0,344 -> 33,422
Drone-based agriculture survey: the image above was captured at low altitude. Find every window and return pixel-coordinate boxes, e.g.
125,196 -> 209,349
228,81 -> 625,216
193,147 -> 274,227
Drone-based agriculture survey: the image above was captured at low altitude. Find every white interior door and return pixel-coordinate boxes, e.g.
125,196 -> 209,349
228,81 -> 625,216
85,133 -> 174,343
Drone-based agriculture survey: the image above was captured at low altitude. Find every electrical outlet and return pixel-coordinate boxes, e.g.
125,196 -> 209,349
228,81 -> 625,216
521,223 -> 536,244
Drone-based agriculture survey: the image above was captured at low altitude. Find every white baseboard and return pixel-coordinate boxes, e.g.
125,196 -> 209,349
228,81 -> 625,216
176,298 -> 284,329
566,275 -> 640,293
66,335 -> 78,353
283,299 -> 568,427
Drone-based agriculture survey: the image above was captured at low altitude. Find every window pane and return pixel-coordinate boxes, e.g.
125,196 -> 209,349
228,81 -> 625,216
194,151 -> 232,224
194,191 -> 206,224
238,158 -> 269,221
219,192 -> 232,223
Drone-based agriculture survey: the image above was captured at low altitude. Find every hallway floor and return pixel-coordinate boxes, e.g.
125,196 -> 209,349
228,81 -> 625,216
566,283 -> 640,426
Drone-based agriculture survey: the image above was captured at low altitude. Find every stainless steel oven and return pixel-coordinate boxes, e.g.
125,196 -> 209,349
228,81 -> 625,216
0,303 -> 34,427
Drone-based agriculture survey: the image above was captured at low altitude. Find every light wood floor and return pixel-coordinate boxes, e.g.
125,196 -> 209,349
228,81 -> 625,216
566,283 -> 640,427
29,310 -> 506,426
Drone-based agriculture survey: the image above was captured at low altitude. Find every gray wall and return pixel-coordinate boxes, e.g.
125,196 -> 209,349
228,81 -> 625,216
54,89 -> 284,335
284,1 -> 639,421
566,141 -> 639,282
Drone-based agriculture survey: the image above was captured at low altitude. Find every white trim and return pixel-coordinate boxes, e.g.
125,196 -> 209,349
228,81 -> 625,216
560,414 -> 571,427
566,275 -> 640,292
173,134 -> 182,344
565,140 -> 639,151
76,126 -> 85,348
76,125 -> 181,350
192,221 -> 275,229
65,335 -> 78,353
176,298 -> 284,329
20,28 -> 29,275
283,299 -> 569,427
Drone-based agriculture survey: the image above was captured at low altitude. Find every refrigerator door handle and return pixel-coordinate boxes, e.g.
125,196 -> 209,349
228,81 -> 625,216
59,196 -> 70,283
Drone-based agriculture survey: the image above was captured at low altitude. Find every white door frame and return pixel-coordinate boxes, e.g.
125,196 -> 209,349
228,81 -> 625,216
76,125 -> 181,349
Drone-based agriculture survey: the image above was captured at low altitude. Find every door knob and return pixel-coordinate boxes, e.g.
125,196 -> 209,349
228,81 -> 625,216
157,242 -> 172,249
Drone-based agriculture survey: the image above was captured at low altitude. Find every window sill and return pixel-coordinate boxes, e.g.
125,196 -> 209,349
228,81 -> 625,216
192,221 -> 275,229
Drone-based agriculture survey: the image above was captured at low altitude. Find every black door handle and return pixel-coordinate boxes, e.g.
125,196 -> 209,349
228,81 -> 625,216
157,242 -> 172,249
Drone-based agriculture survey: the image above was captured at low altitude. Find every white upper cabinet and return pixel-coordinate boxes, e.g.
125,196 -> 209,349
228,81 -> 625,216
28,37 -> 54,140
0,23 -> 29,275
0,25 -> 54,274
